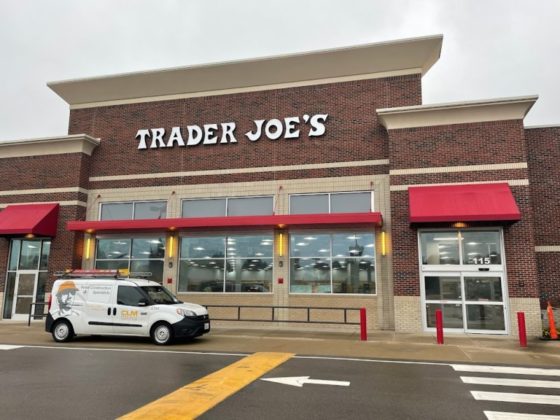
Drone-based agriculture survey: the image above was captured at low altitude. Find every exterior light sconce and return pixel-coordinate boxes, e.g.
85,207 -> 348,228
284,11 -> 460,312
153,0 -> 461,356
453,222 -> 467,228
168,235 -> 175,259
277,232 -> 285,257
85,237 -> 92,260
381,231 -> 387,256
25,233 -> 35,239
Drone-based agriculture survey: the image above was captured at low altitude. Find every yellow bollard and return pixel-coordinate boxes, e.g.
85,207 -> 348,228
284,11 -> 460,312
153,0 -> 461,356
547,301 -> 558,340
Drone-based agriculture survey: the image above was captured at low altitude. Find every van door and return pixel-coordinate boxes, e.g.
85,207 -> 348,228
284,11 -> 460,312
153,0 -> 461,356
113,285 -> 150,336
84,281 -> 115,334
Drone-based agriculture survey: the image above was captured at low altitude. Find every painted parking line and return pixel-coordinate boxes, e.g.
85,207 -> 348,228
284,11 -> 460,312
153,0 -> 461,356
0,345 -> 23,350
118,351 -> 294,420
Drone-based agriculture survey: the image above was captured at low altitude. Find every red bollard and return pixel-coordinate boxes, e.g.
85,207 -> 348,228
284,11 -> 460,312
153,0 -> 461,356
360,308 -> 367,341
517,311 -> 527,348
436,309 -> 444,344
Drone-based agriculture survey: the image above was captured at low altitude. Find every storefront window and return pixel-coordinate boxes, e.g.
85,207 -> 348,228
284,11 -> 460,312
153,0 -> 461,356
290,192 -> 372,214
420,230 -> 502,266
181,196 -> 273,218
3,239 -> 51,319
100,201 -> 167,221
95,238 -> 165,283
290,232 -> 375,294
178,234 -> 273,293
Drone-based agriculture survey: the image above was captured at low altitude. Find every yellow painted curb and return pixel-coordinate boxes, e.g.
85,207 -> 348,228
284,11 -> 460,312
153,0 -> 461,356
119,352 -> 294,420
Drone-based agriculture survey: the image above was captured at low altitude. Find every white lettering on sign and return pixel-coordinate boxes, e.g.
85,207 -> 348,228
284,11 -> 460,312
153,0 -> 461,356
135,114 -> 328,150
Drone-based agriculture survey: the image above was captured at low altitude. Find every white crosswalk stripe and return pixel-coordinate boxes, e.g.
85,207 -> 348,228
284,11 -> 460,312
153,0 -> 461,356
452,364 -> 560,377
484,411 -> 560,420
0,345 -> 23,350
461,376 -> 560,389
454,364 -> 560,420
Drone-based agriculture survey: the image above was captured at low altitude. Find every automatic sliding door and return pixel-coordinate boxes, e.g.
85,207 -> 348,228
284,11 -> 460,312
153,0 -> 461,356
464,275 -> 506,333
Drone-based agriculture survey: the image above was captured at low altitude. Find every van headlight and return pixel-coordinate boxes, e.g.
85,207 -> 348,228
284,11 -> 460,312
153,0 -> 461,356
176,308 -> 197,317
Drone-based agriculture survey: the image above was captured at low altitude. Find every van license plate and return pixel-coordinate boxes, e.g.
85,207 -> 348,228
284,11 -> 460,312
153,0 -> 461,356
204,322 -> 210,330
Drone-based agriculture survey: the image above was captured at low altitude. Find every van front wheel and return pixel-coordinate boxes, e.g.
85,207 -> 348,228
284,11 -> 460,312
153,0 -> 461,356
151,322 -> 173,345
52,319 -> 74,343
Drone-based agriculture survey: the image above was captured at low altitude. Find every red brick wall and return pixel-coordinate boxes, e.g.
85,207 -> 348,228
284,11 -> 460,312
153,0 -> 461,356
0,154 -> 91,190
388,120 -> 527,170
388,120 -> 538,299
69,76 -> 421,180
526,127 -> 560,245
526,126 -> 560,306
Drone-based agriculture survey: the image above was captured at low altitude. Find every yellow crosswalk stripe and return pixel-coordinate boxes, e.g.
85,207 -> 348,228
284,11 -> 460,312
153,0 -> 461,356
119,352 -> 294,420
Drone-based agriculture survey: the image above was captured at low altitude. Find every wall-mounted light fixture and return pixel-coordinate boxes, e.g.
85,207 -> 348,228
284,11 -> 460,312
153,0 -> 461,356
85,237 -> 92,260
381,231 -> 387,256
278,232 -> 285,257
168,235 -> 175,259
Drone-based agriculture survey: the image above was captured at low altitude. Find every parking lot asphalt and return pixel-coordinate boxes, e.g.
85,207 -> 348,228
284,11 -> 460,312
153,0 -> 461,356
1,321 -> 559,367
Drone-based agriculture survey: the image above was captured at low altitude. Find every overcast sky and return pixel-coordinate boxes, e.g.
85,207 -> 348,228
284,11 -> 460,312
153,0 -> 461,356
1,0 -> 559,141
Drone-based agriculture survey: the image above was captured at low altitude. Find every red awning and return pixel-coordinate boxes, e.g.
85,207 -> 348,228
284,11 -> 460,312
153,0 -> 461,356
67,212 -> 383,233
0,203 -> 60,237
408,183 -> 521,223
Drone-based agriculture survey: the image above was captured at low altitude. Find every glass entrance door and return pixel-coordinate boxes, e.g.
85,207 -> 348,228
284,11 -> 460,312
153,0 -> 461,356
422,272 -> 507,333
12,271 -> 38,320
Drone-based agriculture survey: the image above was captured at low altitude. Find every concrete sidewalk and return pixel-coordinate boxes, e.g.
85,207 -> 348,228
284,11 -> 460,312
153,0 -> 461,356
1,321 -> 559,366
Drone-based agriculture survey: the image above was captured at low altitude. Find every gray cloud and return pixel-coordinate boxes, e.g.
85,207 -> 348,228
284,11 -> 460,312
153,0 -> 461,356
1,0 -> 558,141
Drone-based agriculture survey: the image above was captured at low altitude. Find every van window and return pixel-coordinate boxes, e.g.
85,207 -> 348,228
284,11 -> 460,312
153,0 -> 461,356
117,286 -> 147,306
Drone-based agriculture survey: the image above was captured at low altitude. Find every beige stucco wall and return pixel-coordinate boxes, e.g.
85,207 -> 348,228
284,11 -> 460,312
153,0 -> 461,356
394,296 -> 423,333
509,298 -> 542,337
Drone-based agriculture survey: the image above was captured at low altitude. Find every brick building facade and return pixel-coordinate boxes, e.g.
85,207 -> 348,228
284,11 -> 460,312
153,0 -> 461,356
0,35 -> 557,337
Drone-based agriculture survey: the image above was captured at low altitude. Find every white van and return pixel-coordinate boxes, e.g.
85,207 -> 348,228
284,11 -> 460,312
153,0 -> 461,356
45,272 -> 210,345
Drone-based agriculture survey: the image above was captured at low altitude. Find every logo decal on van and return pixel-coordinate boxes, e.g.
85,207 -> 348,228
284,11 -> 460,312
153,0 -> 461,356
55,281 -> 78,316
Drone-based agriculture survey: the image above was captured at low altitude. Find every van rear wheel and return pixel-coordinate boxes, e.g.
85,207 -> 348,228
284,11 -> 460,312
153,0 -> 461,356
151,322 -> 173,345
52,319 -> 74,343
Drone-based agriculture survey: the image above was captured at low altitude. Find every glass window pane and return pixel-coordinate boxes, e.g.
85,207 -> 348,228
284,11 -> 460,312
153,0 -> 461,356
332,258 -> 375,294
466,305 -> 505,330
426,303 -> 464,328
332,233 -> 375,258
228,197 -> 273,216
117,286 -> 147,306
16,273 -> 36,295
424,276 -> 462,300
35,272 -> 48,317
181,237 -> 225,259
182,199 -> 226,217
101,203 -> 133,220
95,260 -> 129,271
226,258 -> 272,292
3,272 -> 16,319
290,257 -> 331,293
130,260 -> 164,284
8,240 -> 21,271
15,297 -> 33,315
420,232 -> 460,265
464,276 -> 503,302
131,238 -> 165,259
18,240 -> 40,270
290,194 -> 329,214
40,241 -> 51,270
96,239 -> 131,260
179,260 -> 225,292
134,201 -> 167,220
228,235 -> 273,258
290,234 -> 330,258
462,231 -> 502,265
331,192 -> 372,213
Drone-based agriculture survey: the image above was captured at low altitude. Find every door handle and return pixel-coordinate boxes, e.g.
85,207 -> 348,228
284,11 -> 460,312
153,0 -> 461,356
107,307 -> 111,316
113,307 -> 117,316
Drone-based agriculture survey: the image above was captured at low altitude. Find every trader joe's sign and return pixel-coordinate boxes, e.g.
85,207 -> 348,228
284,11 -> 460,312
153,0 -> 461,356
135,113 -> 328,150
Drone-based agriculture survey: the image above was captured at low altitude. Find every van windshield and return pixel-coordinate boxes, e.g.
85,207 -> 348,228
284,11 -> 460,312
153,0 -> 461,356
140,286 -> 180,305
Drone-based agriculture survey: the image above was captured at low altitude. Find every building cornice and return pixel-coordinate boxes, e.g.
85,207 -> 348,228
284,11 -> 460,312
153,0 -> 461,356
0,134 -> 100,158
48,35 -> 442,109
377,95 -> 538,130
